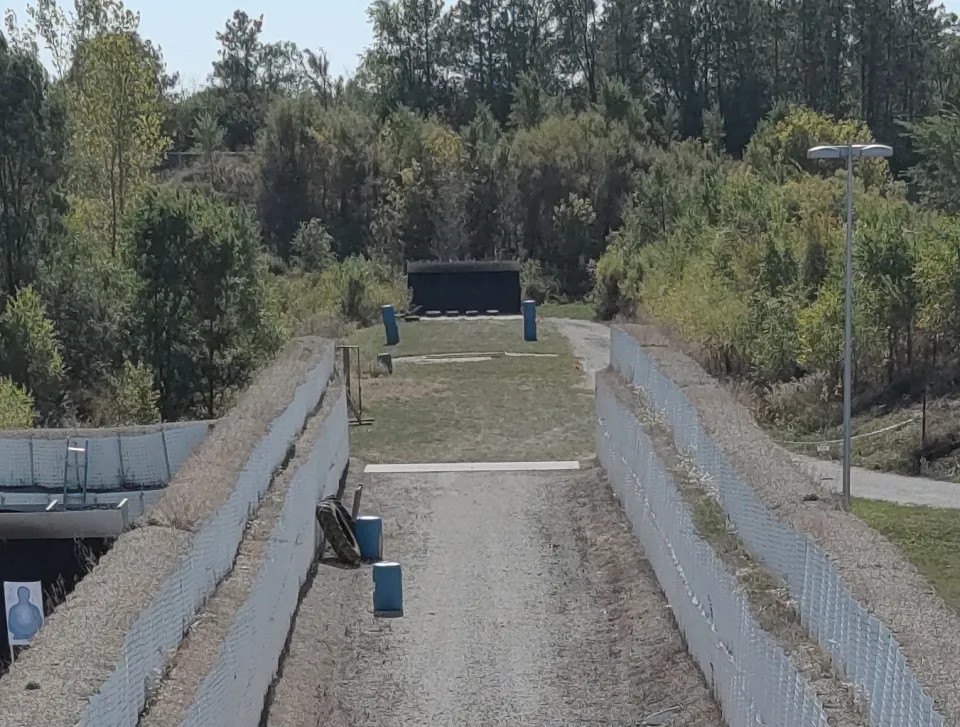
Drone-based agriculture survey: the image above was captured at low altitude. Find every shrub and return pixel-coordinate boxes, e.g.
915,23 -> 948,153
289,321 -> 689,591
0,378 -> 34,429
291,218 -> 336,273
92,361 -> 161,427
0,286 -> 65,410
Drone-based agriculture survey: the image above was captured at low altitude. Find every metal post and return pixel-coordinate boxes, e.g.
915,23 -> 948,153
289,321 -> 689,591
842,149 -> 854,510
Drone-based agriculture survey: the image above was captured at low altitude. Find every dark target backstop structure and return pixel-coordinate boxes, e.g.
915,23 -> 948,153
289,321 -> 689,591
406,261 -> 522,315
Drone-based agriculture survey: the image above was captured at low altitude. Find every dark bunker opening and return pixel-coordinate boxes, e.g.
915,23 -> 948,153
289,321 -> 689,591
407,261 -> 522,315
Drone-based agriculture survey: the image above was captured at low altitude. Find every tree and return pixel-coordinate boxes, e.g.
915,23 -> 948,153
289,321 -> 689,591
906,111 -> 960,215
0,286 -> 64,413
291,218 -> 335,272
72,30 -> 168,254
191,110 -> 225,189
0,34 -> 68,298
36,226 -> 136,388
257,95 -> 323,259
130,187 -> 282,420
92,360 -> 159,426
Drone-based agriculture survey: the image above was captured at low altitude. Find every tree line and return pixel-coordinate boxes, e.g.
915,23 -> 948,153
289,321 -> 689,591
1,0 -> 960,430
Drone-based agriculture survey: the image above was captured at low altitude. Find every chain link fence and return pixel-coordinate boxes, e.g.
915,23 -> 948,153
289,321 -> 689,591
0,424 -> 211,490
76,348 -> 338,727
181,388 -> 348,727
597,378 -> 830,727
609,327 -> 944,727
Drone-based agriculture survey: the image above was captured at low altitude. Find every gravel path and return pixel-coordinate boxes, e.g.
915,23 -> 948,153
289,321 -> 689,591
549,318 -> 610,386
792,454 -> 960,508
554,317 -> 960,509
263,464 -> 723,727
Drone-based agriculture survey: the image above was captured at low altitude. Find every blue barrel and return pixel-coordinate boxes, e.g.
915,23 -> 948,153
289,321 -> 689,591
354,515 -> 383,561
382,305 -> 400,346
522,300 -> 537,342
373,562 -> 403,617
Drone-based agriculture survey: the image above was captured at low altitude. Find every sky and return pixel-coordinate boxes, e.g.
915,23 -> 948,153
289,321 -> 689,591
4,0 -> 375,89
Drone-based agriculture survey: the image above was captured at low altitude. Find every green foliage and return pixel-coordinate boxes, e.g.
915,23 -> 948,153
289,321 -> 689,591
257,95 -> 324,258
0,377 -> 35,429
0,286 -> 65,411
744,106 -> 888,189
291,218 -> 335,272
130,186 -> 282,419
520,259 -> 559,304
92,361 -> 160,426
4,0 -> 960,432
905,111 -> 960,215
0,35 -> 67,297
71,31 -> 169,254
37,226 -> 136,386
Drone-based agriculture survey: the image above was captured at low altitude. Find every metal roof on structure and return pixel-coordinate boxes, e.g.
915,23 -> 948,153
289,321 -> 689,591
406,260 -> 521,274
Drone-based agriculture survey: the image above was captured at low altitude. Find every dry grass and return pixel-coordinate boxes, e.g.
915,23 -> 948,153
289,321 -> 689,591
622,321 -> 960,724
139,384 -> 343,727
0,419 -> 218,440
0,337 -> 333,727
348,320 -> 594,463
601,370 -> 869,727
144,338 -> 331,531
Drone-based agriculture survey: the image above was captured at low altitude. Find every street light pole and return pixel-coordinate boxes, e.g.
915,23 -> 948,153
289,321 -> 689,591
842,150 -> 854,511
806,143 -> 893,510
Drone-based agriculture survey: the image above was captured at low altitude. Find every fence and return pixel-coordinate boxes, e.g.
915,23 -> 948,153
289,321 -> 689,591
609,327 -> 944,727
76,345 -> 338,727
181,388 -> 348,727
0,423 -> 211,491
596,379 -> 829,727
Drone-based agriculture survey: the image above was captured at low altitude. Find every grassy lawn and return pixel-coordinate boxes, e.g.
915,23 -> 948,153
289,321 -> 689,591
854,498 -> 960,612
345,319 -> 595,463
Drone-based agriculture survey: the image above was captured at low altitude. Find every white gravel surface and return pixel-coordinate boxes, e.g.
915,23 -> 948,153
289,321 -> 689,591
263,464 -> 724,727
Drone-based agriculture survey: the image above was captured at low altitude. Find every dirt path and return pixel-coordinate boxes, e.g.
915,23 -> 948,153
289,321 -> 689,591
263,464 -> 723,727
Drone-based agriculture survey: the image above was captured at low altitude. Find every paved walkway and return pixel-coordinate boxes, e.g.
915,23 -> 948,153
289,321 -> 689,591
790,454 -> 960,509
550,318 -> 960,510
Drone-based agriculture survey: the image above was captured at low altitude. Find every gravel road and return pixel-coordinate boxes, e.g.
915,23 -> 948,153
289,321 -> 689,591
263,464 -> 723,727
549,318 -> 610,385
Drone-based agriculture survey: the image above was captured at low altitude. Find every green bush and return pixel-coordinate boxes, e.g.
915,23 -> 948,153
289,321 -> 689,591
0,286 -> 65,411
291,218 -> 335,273
520,259 -> 559,304
92,361 -> 161,427
0,377 -> 34,429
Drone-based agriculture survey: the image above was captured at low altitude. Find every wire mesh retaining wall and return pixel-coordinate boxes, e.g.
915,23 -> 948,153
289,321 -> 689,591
596,379 -> 829,727
182,387 -> 348,727
76,345 -> 338,727
0,424 -> 211,490
609,327 -> 944,727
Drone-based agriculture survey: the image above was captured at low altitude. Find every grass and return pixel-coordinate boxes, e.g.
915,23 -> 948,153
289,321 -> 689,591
538,301 -> 595,319
854,498 -> 960,613
346,319 -> 595,463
